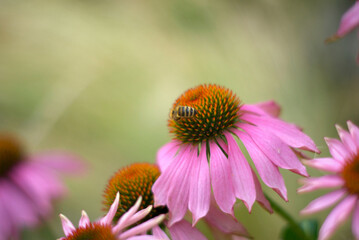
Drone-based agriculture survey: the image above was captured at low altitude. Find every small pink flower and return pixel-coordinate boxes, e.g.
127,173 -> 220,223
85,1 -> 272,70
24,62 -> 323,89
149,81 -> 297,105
0,134 -> 83,240
327,1 -> 359,64
299,121 -> 359,240
153,84 -> 319,226
59,192 -> 165,240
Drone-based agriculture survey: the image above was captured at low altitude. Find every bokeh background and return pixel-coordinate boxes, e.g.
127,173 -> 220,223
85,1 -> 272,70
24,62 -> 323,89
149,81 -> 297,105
1,0 -> 359,239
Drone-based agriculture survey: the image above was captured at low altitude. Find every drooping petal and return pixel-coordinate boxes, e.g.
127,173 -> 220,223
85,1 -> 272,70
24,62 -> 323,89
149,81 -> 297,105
189,143 -> 210,225
168,219 -> 207,240
234,129 -> 287,201
336,124 -> 357,156
59,214 -> 76,237
245,100 -> 281,117
241,114 -> 319,153
209,141 -> 236,215
325,137 -> 351,163
297,176 -> 344,193
224,132 -> 256,212
118,214 -> 165,239
204,199 -> 250,238
241,124 -> 308,176
0,180 -> 39,227
348,120 -> 359,150
79,211 -> 90,228
302,158 -> 343,173
126,236 -> 161,240
152,225 -> 170,240
100,192 -> 120,225
152,145 -> 191,207
353,201 -> 359,240
167,146 -> 195,226
156,141 -> 180,172
319,195 -> 358,240
251,169 -> 272,213
301,189 -> 346,215
335,1 -> 359,37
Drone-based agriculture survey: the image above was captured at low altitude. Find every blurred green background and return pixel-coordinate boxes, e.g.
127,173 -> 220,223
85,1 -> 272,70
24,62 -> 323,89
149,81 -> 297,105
1,0 -> 359,239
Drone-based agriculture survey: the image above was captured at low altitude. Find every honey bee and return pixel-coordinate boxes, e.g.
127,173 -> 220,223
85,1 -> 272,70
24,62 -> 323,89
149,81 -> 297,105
169,105 -> 197,121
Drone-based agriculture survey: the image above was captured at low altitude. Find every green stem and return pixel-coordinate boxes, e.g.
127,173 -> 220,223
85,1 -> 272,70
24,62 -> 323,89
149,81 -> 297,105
265,194 -> 313,240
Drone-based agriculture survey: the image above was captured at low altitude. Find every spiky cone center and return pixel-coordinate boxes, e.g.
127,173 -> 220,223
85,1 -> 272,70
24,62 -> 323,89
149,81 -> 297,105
0,134 -> 25,177
342,155 -> 359,195
103,163 -> 168,223
168,84 -> 241,144
63,223 -> 117,240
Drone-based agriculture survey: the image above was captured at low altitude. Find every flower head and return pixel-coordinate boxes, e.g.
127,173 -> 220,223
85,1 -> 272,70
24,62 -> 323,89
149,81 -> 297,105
153,84 -> 319,225
326,1 -> 359,64
103,163 -> 209,240
299,121 -> 359,240
59,192 -> 165,240
0,133 -> 83,239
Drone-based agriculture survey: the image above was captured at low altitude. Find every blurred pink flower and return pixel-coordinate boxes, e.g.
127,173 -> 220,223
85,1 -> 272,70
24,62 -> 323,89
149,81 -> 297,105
152,84 -> 319,226
299,121 -> 359,240
327,1 -> 359,64
59,192 -> 165,240
0,134 -> 84,240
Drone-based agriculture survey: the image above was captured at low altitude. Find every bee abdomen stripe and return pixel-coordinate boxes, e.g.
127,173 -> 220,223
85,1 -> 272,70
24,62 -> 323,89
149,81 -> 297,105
185,107 -> 190,116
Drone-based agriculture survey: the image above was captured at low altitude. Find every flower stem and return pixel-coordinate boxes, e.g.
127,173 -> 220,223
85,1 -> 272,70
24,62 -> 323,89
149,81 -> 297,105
264,193 -> 313,240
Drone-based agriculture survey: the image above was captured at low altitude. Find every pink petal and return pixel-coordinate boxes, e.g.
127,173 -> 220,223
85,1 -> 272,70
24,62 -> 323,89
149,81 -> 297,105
301,189 -> 346,215
152,145 -> 191,207
188,143 -> 210,225
298,176 -> 344,193
119,214 -> 165,239
0,180 -> 39,227
336,124 -> 357,156
30,152 -> 85,174
126,236 -> 161,240
156,141 -> 180,172
204,199 -> 250,237
325,137 -> 351,163
209,141 -> 236,215
251,169 -> 272,213
234,130 -> 287,201
114,196 -> 142,232
153,225 -> 170,240
100,192 -> 120,225
242,101 -> 281,117
348,120 -> 359,150
302,158 -> 343,173
336,1 -> 359,37
127,206 -> 153,227
168,219 -> 207,240
241,124 -> 308,176
353,201 -> 359,240
224,132 -> 256,212
167,146 -> 195,226
319,195 -> 358,240
59,214 -> 75,236
79,210 -> 90,228
241,114 -> 319,153
0,188 -> 13,240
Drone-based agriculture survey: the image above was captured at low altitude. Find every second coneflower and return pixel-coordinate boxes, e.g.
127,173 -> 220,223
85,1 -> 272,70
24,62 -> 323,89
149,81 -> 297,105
103,163 -> 212,240
152,84 -> 319,225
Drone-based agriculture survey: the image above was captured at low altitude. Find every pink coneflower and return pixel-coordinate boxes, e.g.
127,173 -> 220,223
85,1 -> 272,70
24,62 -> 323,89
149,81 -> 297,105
59,192 -> 165,240
103,163 -> 209,240
299,121 -> 359,240
153,84 -> 319,226
327,1 -> 359,64
0,133 -> 83,240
